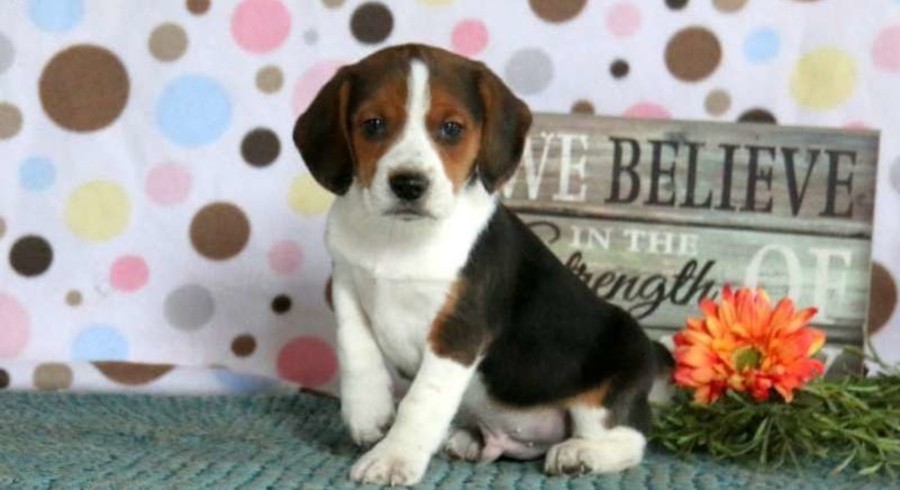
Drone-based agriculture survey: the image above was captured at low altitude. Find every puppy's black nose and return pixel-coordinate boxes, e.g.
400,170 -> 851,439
389,172 -> 429,201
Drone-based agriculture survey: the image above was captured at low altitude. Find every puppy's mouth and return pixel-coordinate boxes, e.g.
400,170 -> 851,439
384,205 -> 434,221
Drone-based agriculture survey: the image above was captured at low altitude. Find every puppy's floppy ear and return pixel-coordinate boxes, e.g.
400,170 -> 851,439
475,66 -> 533,193
293,67 -> 355,195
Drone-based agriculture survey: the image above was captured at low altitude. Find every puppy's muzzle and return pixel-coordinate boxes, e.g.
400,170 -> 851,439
389,171 -> 430,202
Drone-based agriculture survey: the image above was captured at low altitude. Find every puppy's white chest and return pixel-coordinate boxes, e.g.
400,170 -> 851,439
351,269 -> 455,376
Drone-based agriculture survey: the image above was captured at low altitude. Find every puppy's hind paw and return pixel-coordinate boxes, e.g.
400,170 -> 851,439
443,427 -> 484,462
544,429 -> 645,476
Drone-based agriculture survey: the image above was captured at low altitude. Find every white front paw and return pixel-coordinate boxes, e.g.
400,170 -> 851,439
342,382 -> 395,447
350,439 -> 430,486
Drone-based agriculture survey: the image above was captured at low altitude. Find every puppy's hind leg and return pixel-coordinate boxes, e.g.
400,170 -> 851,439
544,382 -> 649,476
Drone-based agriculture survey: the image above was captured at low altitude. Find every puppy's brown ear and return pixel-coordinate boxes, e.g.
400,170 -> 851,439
293,68 -> 355,195
475,66 -> 533,193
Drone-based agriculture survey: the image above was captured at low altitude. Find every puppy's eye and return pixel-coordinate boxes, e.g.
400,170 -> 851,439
438,121 -> 464,141
362,117 -> 387,138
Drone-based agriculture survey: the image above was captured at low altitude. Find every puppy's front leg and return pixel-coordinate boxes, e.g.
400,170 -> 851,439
350,349 -> 476,486
332,267 -> 395,447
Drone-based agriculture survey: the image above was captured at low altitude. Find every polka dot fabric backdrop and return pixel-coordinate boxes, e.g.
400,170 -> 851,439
1,0 -> 900,394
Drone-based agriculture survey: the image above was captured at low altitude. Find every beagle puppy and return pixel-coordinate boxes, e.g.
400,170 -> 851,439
293,44 -> 668,486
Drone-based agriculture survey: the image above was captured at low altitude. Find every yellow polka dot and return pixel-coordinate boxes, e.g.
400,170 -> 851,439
289,174 -> 334,216
790,48 -> 856,110
418,0 -> 455,5
66,181 -> 131,241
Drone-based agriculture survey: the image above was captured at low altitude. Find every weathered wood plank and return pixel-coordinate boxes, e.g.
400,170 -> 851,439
498,114 -> 878,347
517,212 -> 871,345
502,114 -> 878,238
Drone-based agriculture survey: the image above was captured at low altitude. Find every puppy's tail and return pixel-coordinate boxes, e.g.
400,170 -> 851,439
648,340 -> 676,405
652,340 -> 675,375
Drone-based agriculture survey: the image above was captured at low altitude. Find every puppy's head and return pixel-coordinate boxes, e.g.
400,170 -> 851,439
293,44 -> 532,221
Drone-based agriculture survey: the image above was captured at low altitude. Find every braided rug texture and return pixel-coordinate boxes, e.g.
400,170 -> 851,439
0,392 -> 892,489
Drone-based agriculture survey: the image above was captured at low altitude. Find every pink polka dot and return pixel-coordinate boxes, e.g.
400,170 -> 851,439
292,61 -> 345,116
268,240 -> 302,275
606,2 -> 641,38
231,0 -> 292,54
845,121 -> 869,131
276,336 -> 338,387
451,19 -> 489,57
110,255 -> 149,293
0,293 -> 30,358
623,102 -> 671,120
146,163 -> 192,205
872,25 -> 900,72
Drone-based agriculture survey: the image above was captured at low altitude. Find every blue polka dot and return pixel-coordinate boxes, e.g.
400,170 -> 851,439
213,369 -> 278,393
156,75 -> 231,148
744,28 -> 779,63
72,325 -> 129,361
28,0 -> 83,32
19,157 -> 55,191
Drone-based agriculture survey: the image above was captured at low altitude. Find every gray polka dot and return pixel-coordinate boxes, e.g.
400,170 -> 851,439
504,48 -> 554,95
0,33 -> 13,74
303,29 -> 318,45
164,284 -> 214,330
891,156 -> 900,194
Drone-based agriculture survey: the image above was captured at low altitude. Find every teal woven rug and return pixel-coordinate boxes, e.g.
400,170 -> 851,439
0,392 -> 892,489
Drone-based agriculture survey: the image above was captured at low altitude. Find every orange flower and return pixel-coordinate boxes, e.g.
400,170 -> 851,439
673,286 -> 825,404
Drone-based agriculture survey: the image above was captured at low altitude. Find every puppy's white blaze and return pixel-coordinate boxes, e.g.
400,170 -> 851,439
381,60 -> 433,171
404,60 -> 431,138
365,59 -> 459,219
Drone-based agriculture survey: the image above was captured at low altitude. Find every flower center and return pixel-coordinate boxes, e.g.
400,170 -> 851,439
734,346 -> 762,372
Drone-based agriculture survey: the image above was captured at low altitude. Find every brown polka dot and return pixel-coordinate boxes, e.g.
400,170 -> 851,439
738,108 -> 777,124
0,102 -> 22,139
610,59 -> 629,78
528,0 -> 587,23
241,128 -> 281,167
868,262 -> 897,335
705,89 -> 731,115
93,361 -> 174,385
9,235 -> 53,277
256,65 -> 283,93
149,23 -> 188,62
34,363 -> 73,391
66,290 -> 83,307
272,294 -> 292,314
190,202 -> 251,261
40,45 -> 129,132
713,0 -> 747,12
665,27 -> 722,82
350,2 -> 393,44
571,100 -> 595,115
232,335 -> 257,357
187,0 -> 210,15
666,0 -> 689,9
322,0 -> 345,7
0,368 -> 8,389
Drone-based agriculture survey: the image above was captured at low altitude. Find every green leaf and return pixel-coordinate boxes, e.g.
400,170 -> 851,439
859,463 -> 883,475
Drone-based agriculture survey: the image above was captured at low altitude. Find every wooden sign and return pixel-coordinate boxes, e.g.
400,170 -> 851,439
501,114 -> 879,346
